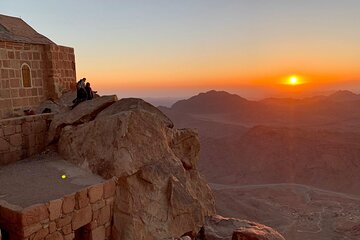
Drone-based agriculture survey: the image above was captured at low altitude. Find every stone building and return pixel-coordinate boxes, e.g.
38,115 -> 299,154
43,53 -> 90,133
0,14 -> 76,119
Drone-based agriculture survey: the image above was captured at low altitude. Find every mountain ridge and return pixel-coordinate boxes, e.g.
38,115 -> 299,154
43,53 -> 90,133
160,89 -> 360,240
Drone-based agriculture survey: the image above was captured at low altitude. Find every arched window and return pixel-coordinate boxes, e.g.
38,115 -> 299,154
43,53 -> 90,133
21,64 -> 31,88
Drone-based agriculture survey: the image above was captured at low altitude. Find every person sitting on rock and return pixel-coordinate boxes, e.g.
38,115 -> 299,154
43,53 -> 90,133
71,78 -> 88,109
85,82 -> 94,100
76,78 -> 88,102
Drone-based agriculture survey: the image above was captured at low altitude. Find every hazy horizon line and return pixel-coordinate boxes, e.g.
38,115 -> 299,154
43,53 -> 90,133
96,88 -> 360,107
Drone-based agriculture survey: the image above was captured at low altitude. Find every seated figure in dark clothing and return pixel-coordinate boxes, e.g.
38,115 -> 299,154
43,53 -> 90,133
77,78 -> 88,102
71,78 -> 88,109
85,82 -> 94,100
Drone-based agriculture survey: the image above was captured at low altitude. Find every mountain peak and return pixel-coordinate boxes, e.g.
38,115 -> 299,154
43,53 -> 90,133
202,89 -> 243,96
171,90 -> 249,113
327,90 -> 359,102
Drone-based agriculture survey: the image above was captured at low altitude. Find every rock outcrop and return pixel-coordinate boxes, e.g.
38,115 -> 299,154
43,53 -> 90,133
52,96 -> 215,239
48,95 -> 118,144
204,215 -> 285,240
46,94 -> 285,240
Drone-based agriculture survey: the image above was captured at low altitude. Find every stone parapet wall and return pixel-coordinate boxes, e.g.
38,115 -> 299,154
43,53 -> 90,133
0,41 -> 48,119
0,113 -> 53,165
0,178 -> 116,240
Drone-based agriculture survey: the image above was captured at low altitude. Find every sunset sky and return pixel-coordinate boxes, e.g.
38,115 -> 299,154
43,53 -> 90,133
1,0 -> 360,101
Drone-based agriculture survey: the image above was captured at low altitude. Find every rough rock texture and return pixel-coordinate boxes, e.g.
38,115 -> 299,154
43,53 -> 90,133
55,97 -> 216,239
204,215 -> 285,240
97,97 -> 174,128
36,91 -> 102,116
36,91 -> 77,114
48,95 -> 117,143
212,183 -> 360,240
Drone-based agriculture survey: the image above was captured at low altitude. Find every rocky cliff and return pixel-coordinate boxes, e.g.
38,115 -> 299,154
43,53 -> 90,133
46,94 -> 285,240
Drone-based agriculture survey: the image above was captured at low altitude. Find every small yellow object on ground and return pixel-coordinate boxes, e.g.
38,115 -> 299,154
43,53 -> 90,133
61,174 -> 67,179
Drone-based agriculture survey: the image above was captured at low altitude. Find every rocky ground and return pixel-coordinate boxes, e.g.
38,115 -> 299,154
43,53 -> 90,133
212,183 -> 360,240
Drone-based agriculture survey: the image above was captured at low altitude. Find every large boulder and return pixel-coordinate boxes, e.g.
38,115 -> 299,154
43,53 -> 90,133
97,97 -> 174,128
205,215 -> 285,240
57,98 -> 216,239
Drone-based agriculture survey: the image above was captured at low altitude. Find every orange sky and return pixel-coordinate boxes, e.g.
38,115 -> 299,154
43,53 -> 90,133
74,17 -> 360,98
3,1 -> 360,98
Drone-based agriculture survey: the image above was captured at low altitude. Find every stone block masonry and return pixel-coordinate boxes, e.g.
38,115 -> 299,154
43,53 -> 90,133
0,41 -> 76,119
0,113 -> 53,165
0,178 -> 116,240
44,44 -> 76,99
0,42 -> 47,119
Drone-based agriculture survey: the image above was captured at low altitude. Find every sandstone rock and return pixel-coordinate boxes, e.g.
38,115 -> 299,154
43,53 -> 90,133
48,199 -> 62,221
75,188 -> 89,209
32,227 -> 50,240
232,228 -> 285,240
57,91 -> 77,108
62,194 -> 75,214
37,91 -> 102,115
88,184 -> 104,203
204,215 -> 285,240
36,91 -> 77,115
23,223 -> 42,237
91,225 -> 106,240
21,204 -> 49,226
45,231 -> 64,240
98,205 -> 111,225
55,215 -> 72,228
49,221 -> 57,233
48,95 -> 117,143
57,98 -> 215,239
64,233 -> 75,240
72,204 -> 92,230
62,224 -> 72,235
103,179 -> 116,199
169,129 -> 200,170
96,98 -> 173,128
91,199 -> 105,212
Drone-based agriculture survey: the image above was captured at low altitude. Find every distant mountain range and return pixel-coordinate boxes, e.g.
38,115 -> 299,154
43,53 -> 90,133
162,90 -> 360,132
159,89 -> 360,240
172,90 -> 360,112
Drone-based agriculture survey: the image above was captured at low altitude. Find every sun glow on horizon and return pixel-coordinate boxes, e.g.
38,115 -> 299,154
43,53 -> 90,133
283,75 -> 305,86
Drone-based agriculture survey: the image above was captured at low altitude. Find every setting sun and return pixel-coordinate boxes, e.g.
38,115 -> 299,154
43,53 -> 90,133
289,76 -> 298,85
283,75 -> 305,86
